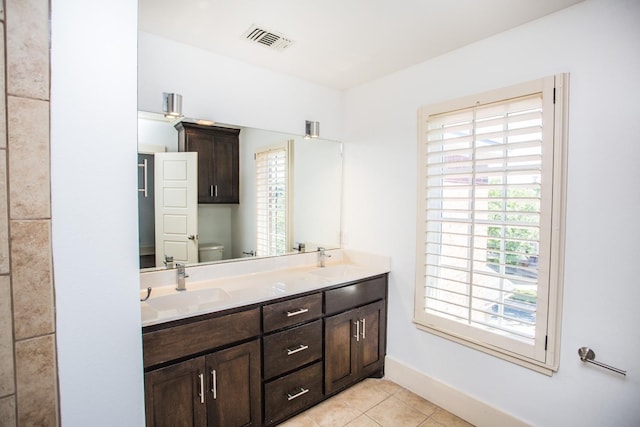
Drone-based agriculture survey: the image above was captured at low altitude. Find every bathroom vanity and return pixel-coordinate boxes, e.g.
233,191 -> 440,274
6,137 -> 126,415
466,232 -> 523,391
140,251 -> 389,427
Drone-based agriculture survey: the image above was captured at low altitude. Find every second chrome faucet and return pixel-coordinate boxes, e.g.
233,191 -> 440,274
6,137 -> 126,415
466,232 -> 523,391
176,263 -> 189,291
317,247 -> 331,268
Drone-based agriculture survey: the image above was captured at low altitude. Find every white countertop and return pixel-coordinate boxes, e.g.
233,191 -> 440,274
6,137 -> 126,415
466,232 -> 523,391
140,249 -> 390,327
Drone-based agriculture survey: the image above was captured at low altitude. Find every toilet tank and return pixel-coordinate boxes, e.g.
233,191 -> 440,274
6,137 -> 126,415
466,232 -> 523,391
199,243 -> 224,262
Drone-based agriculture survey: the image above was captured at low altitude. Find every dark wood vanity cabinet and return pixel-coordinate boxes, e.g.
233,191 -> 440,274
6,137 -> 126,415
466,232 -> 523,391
324,276 -> 387,395
142,274 -> 388,427
143,308 -> 261,427
176,122 -> 240,204
262,294 -> 324,425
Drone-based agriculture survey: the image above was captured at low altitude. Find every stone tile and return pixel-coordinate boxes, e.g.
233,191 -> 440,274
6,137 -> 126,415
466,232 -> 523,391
0,395 -> 16,427
0,150 -> 9,274
0,25 -> 6,150
339,379 -> 391,412
394,389 -> 438,417
306,395 -> 363,427
345,414 -> 381,427
7,96 -> 50,220
0,276 -> 15,395
418,419 -> 445,427
278,413 -> 319,427
366,396 -> 428,427
372,378 -> 404,396
15,334 -> 58,426
6,0 -> 49,99
10,220 -> 54,340
428,409 -> 474,427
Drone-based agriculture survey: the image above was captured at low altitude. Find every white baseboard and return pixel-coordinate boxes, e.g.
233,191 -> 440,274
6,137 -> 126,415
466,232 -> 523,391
384,356 -> 530,427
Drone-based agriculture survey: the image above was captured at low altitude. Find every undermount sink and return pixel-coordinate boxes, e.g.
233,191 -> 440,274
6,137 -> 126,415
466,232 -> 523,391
145,287 -> 230,312
309,264 -> 364,279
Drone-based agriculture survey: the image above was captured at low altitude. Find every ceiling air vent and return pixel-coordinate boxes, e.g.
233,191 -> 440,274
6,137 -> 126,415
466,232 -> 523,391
242,24 -> 294,51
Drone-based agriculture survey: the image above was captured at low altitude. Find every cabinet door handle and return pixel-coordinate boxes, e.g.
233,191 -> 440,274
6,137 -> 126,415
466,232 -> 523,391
286,344 -> 309,356
286,308 -> 309,317
287,387 -> 309,401
361,318 -> 366,340
354,320 -> 360,342
214,185 -> 218,197
198,373 -> 205,404
211,369 -> 217,399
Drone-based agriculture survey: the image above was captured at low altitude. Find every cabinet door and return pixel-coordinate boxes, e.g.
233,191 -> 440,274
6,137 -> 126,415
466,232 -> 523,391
185,130 -> 216,204
324,309 -> 359,394
324,300 -> 387,395
206,339 -> 261,427
144,357 -> 207,427
358,300 -> 386,377
211,132 -> 239,203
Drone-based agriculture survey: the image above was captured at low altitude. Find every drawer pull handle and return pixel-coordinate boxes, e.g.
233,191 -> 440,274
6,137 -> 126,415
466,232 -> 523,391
354,320 -> 360,342
211,369 -> 217,399
198,373 -> 205,404
287,387 -> 309,401
286,308 -> 309,317
286,344 -> 309,356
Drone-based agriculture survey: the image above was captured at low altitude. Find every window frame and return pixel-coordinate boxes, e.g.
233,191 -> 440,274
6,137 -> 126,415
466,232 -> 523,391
414,74 -> 568,375
255,140 -> 294,257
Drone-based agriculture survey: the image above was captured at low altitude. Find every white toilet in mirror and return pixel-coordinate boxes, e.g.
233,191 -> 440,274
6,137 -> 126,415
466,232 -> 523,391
199,243 -> 224,262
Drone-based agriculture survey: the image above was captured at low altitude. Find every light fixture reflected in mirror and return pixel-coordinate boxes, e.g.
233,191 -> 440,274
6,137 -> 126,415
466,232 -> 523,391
304,120 -> 320,139
162,92 -> 183,118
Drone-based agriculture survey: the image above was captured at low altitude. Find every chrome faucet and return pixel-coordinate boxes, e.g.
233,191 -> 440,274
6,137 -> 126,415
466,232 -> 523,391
176,263 -> 189,291
317,247 -> 331,268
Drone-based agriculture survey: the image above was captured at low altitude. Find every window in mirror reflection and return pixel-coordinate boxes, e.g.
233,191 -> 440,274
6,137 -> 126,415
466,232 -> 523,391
255,140 -> 293,256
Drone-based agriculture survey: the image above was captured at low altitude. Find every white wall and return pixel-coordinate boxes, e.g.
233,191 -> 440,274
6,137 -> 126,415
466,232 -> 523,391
342,0 -> 640,425
51,0 -> 144,426
138,32 -> 344,141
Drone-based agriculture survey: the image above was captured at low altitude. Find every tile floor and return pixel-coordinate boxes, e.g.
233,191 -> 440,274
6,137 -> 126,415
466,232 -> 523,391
278,378 -> 474,427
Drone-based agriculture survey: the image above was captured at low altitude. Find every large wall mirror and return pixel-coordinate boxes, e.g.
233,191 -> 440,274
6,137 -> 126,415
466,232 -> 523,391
138,111 -> 343,271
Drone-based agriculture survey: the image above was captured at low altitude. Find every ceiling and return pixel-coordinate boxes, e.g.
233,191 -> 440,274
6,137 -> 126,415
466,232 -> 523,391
138,0 -> 584,90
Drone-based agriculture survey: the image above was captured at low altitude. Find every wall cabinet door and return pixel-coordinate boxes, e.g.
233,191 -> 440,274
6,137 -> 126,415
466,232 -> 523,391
324,300 -> 386,395
144,357 -> 207,427
206,339 -> 262,427
176,122 -> 240,204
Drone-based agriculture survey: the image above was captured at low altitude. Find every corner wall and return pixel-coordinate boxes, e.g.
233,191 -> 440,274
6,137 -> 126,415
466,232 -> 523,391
342,0 -> 640,425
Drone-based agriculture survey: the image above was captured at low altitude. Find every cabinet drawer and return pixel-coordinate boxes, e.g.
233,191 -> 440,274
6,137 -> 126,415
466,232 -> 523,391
263,320 -> 322,380
263,293 -> 323,333
143,308 -> 260,368
325,275 -> 387,316
264,362 -> 323,425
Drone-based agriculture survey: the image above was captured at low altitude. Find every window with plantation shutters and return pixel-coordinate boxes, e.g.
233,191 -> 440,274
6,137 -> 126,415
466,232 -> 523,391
255,141 -> 293,257
414,75 -> 568,373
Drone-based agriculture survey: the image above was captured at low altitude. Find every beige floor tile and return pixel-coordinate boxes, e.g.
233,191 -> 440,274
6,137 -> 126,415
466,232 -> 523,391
365,396 -> 428,427
339,379 -> 391,412
345,414 -> 381,427
372,378 -> 405,396
278,413 -> 319,427
418,419 -> 445,427
306,395 -> 363,427
394,389 -> 438,417
428,409 -> 473,427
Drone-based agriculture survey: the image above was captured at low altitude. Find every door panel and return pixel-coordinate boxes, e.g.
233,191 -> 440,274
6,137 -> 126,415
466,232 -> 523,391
206,339 -> 261,427
324,310 -> 358,394
359,301 -> 385,375
154,152 -> 198,266
144,357 -> 206,427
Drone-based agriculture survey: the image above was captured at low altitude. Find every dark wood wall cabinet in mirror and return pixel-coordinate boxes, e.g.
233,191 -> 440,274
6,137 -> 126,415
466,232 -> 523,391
142,274 -> 388,427
176,122 -> 240,204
